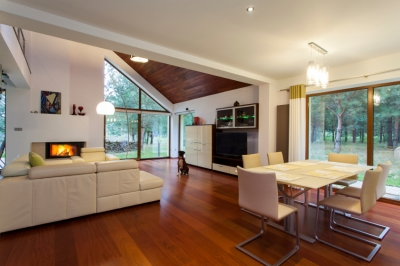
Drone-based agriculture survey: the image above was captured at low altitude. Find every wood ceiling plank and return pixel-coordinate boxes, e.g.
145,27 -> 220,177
115,52 -> 251,104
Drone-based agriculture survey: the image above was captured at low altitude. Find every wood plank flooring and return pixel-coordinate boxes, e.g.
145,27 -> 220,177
1,159 -> 400,265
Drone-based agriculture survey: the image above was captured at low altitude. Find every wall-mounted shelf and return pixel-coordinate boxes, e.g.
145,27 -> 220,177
216,103 -> 258,129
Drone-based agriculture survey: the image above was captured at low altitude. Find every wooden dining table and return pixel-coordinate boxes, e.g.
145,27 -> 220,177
246,160 -> 373,243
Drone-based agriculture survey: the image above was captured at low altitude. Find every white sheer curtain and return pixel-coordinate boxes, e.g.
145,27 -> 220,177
288,84 -> 306,162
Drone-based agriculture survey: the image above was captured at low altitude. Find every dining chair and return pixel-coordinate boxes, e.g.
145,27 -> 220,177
328,153 -> 359,186
335,161 -> 391,240
267,151 -> 284,165
242,153 -> 262,169
237,167 -> 299,266
268,151 -> 307,204
314,167 -> 382,262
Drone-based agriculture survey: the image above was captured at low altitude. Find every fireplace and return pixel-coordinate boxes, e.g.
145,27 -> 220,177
45,142 -> 85,159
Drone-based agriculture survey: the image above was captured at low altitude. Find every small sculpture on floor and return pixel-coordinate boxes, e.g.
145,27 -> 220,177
177,150 -> 189,175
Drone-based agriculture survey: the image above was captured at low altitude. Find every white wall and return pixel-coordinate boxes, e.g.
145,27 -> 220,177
258,84 -> 289,164
6,32 -> 173,162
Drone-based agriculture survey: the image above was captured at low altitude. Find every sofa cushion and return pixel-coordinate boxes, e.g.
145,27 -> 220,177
29,163 -> 96,179
2,161 -> 31,177
139,171 -> 164,190
96,160 -> 138,172
29,152 -> 46,167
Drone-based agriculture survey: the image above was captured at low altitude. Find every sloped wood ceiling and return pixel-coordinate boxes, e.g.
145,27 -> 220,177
115,52 -> 251,104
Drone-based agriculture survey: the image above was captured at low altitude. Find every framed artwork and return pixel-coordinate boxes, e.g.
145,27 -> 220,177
41,91 -> 61,114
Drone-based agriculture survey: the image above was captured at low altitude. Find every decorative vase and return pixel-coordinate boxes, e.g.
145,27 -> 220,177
78,106 -> 85,116
72,104 -> 76,115
234,101 -> 239,106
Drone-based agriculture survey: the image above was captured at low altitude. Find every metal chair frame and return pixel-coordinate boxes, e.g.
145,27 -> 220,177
236,213 -> 299,266
315,207 -> 381,262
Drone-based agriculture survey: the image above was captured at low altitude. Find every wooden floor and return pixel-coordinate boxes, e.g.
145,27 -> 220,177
1,159 -> 400,266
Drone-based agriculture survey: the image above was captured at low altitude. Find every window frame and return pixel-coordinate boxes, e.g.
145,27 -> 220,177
103,59 -> 170,160
306,80 -> 400,168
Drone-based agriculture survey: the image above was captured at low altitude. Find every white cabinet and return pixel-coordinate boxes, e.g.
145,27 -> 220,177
185,125 -> 213,169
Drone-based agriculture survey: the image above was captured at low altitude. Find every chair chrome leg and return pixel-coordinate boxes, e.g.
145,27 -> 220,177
236,213 -> 299,266
332,210 -> 390,240
315,206 -> 381,262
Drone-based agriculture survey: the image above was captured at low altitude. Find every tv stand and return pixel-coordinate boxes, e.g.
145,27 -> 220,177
212,155 -> 243,176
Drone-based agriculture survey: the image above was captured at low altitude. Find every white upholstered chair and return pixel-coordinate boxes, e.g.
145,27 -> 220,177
335,161 -> 391,240
79,147 -> 120,162
268,151 -> 306,204
267,151 -> 284,165
237,167 -> 299,266
315,167 -> 382,262
328,153 -> 359,186
242,153 -> 262,169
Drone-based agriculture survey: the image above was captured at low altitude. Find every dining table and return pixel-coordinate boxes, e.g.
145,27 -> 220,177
246,160 -> 373,243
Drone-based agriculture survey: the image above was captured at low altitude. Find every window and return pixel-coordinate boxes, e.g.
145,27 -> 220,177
307,83 -> 400,189
141,113 -> 169,158
104,60 -> 170,159
308,89 -> 368,164
179,113 -> 194,151
373,85 -> 400,187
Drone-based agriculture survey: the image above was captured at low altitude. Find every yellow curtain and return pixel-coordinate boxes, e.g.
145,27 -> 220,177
289,84 -> 306,99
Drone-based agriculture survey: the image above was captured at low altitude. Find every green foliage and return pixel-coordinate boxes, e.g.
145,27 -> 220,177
309,85 -> 400,188
103,61 -> 169,159
141,92 -> 165,111
104,61 -> 139,109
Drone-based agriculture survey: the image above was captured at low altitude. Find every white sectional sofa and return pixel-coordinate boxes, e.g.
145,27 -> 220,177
0,154 -> 164,234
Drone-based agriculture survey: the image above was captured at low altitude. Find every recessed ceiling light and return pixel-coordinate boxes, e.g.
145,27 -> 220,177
247,7 -> 254,12
130,55 -> 149,63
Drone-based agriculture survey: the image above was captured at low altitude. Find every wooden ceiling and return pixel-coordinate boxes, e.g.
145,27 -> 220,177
115,52 -> 251,104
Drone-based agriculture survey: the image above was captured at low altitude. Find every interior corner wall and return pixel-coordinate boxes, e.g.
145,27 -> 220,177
69,41 -> 105,147
258,83 -> 289,165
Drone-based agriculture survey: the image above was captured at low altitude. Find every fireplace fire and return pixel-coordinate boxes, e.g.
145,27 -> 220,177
45,142 -> 84,159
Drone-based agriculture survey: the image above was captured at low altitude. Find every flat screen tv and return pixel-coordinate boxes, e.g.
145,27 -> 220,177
216,132 -> 247,158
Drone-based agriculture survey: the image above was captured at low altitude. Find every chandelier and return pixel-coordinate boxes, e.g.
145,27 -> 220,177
306,42 -> 329,88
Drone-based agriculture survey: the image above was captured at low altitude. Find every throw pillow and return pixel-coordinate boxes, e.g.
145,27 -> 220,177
29,152 -> 46,167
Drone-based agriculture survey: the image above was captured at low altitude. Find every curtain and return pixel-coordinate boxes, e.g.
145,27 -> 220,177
289,84 -> 306,162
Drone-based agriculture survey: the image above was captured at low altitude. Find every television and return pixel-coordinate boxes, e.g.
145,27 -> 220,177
216,132 -> 247,158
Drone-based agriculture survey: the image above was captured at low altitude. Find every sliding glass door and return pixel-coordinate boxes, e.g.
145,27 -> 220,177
308,82 -> 400,189
373,85 -> 400,186
308,89 -> 368,165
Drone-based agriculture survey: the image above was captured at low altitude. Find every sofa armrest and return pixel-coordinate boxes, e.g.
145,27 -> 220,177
105,154 -> 120,161
29,163 -> 96,179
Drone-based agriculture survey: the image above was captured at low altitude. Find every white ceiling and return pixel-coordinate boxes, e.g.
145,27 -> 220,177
3,0 -> 400,83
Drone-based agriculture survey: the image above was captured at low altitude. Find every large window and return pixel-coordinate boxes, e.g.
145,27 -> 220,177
373,85 -> 400,187
309,89 -> 368,164
308,83 -> 400,189
104,60 -> 170,159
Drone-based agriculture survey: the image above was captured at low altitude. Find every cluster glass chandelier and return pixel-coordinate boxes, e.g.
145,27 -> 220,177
306,42 -> 329,88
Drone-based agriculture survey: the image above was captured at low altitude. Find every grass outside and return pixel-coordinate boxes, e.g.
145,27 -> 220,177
110,138 -> 168,159
309,141 -> 400,187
